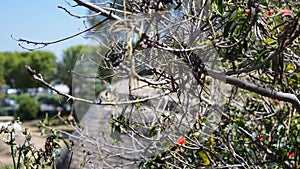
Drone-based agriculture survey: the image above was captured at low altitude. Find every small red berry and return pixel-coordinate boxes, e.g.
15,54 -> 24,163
176,136 -> 187,145
258,136 -> 264,142
287,152 -> 295,158
246,9 -> 253,15
274,99 -> 279,105
280,9 -> 292,16
178,148 -> 184,155
195,112 -> 200,119
266,9 -> 274,17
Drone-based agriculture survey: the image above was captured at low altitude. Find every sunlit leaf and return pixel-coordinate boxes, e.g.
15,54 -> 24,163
198,150 -> 211,165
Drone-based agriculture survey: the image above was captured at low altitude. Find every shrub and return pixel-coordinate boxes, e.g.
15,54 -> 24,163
16,94 -> 40,120
0,107 -> 8,116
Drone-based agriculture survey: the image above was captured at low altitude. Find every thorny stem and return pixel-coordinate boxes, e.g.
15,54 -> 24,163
10,132 -> 17,169
67,151 -> 74,169
16,135 -> 28,169
53,160 -> 57,169
16,144 -> 22,169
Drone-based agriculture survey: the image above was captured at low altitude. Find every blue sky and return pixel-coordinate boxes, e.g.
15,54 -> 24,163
0,0 -> 89,60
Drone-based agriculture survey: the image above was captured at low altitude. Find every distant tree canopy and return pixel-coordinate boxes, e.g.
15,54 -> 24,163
0,59 -> 5,86
57,45 -> 113,94
0,51 -> 56,89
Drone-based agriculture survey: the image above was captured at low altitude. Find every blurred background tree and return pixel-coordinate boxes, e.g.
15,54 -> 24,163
15,94 -> 40,120
0,51 -> 56,89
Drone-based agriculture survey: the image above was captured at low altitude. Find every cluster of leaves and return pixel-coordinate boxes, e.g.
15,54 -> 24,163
139,115 -> 217,168
216,1 -> 300,92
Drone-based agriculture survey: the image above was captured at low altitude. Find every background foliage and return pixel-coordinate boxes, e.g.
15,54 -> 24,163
0,51 -> 56,89
15,94 -> 40,120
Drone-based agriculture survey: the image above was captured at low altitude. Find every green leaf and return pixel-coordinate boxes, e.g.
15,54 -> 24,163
198,150 -> 211,165
297,136 -> 300,143
110,115 -> 123,142
264,38 -> 277,45
149,126 -> 158,137
211,0 -> 224,16
110,123 -> 122,142
224,21 -> 234,37
268,162 -> 278,168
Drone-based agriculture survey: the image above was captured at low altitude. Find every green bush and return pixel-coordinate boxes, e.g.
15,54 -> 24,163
0,107 -> 8,116
16,94 -> 40,120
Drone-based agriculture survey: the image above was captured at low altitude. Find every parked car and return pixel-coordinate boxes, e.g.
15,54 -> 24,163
37,96 -> 71,114
1,98 -> 19,116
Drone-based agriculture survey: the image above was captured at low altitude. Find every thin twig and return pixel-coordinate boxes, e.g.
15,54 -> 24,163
73,0 -> 122,20
58,5 -> 103,18
13,18 -> 108,51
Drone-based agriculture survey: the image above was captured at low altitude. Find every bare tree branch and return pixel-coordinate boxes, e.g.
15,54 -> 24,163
206,68 -> 300,112
13,18 -> 108,50
25,65 -> 172,106
73,0 -> 122,20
